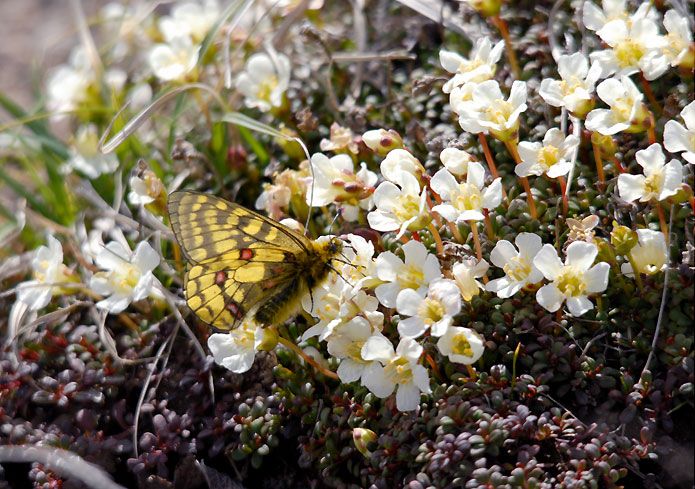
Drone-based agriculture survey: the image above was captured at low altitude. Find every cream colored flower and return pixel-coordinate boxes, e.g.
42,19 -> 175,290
620,229 -> 668,277
452,257 -> 489,301
430,162 -> 502,223
533,242 -> 609,317
437,326 -> 485,365
617,144 -> 683,203
439,38 -> 505,92
236,52 -> 291,111
361,337 -> 431,412
516,129 -> 579,178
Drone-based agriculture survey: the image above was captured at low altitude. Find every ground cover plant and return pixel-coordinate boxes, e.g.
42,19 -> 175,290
0,0 -> 693,487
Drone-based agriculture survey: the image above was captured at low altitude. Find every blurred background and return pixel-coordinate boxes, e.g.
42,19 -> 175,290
0,1 -> 106,111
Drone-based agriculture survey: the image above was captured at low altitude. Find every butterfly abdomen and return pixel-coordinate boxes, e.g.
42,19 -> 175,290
254,277 -> 306,326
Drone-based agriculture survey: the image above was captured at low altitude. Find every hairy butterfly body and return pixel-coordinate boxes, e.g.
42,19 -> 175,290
167,190 -> 342,330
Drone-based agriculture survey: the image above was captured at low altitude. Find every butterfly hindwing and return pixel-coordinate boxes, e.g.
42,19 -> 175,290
168,191 -> 313,330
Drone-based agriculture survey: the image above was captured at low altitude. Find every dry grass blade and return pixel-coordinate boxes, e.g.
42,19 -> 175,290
0,445 -> 126,489
99,83 -> 227,155
395,0 -> 470,38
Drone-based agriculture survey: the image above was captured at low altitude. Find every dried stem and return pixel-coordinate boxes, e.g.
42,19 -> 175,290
469,220 -> 483,260
557,176 -> 569,216
591,138 -> 606,189
491,16 -> 521,79
428,222 -> 445,255
505,141 -> 538,218
478,133 -> 501,179
278,336 -> 339,380
640,74 -> 662,116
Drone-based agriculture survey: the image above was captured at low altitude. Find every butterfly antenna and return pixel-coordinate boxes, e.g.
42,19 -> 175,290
303,143 -> 316,235
327,264 -> 355,288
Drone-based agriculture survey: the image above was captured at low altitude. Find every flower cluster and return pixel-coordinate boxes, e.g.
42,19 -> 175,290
1,0 -> 693,486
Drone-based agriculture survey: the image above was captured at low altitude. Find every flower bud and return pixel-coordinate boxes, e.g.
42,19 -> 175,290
590,132 -> 616,159
352,428 -> 377,457
467,0 -> 502,17
611,222 -> 638,255
362,129 -> 403,156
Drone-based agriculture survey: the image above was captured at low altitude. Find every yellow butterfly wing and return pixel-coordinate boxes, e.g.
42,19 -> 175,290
167,190 -> 313,330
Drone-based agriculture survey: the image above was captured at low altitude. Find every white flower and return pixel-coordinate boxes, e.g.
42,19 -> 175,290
533,241 -> 610,317
343,234 -> 380,291
516,129 -> 580,178
486,233 -> 544,298
16,236 -> 75,311
208,320 -> 267,373
662,10 -> 694,68
158,0 -> 219,43
380,149 -> 425,183
538,53 -> 601,117
590,17 -> 668,81
305,153 -> 376,221
430,162 -> 502,222
236,52 -> 291,111
440,147 -> 473,177
367,172 -> 429,238
457,80 -> 527,142
620,229 -> 668,277
90,241 -> 161,314
585,76 -> 648,135
439,38 -> 505,92
327,317 -> 382,383
396,279 -> 461,338
361,336 -> 431,412
66,125 -> 119,179
617,143 -> 684,203
437,326 -> 485,365
46,47 -> 91,115
148,36 -> 199,82
302,275 -> 383,341
374,240 -> 442,308
452,257 -> 489,301
128,170 -> 164,206
664,101 -> 695,164
449,82 -> 478,114
583,1 -> 657,33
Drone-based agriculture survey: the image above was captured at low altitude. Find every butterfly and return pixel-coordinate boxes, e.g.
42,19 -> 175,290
167,190 -> 343,330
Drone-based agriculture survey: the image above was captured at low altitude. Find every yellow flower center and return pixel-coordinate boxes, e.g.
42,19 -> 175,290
417,298 -> 445,325
237,327 -> 256,348
459,58 -> 483,74
399,264 -> 424,290
114,264 -> 141,294
503,256 -> 532,282
643,172 -> 664,198
665,33 -> 687,58
384,356 -> 413,385
451,333 -> 474,358
484,99 -> 514,126
453,183 -> 482,211
611,96 -> 636,122
346,340 -> 368,363
538,145 -> 560,169
614,39 -> 646,68
559,76 -> 584,96
256,75 -> 279,102
556,267 -> 586,297
394,192 -> 422,222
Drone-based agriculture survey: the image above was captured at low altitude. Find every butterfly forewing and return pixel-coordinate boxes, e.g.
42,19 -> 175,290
168,191 -> 313,330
